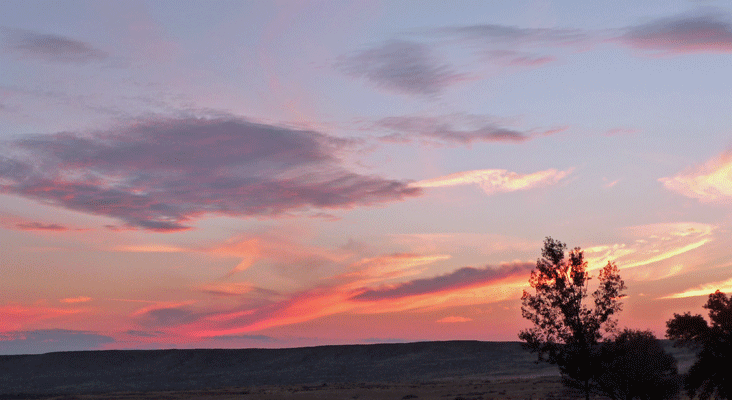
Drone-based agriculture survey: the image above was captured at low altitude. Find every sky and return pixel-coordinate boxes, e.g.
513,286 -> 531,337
1,0 -> 732,355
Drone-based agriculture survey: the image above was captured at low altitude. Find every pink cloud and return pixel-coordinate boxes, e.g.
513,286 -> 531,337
0,116 -> 421,231
14,222 -> 69,231
351,262 -> 533,301
411,168 -> 572,195
3,28 -> 108,63
60,297 -> 92,304
621,12 -> 732,53
659,150 -> 732,203
339,40 -> 469,96
376,115 -> 565,145
176,259 -> 531,337
436,316 -> 472,323
0,304 -> 84,331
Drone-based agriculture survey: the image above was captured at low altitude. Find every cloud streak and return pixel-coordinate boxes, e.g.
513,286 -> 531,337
14,222 -> 69,231
411,168 -> 572,195
339,40 -> 468,95
659,150 -> 732,203
3,28 -> 108,63
660,277 -> 732,299
351,262 -> 533,301
376,115 -> 564,145
0,116 -> 421,231
184,258 -> 530,337
620,12 -> 732,53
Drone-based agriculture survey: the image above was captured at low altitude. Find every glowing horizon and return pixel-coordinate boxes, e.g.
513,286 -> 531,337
1,1 -> 732,354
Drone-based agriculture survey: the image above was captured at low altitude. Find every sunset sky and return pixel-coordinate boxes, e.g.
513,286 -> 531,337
2,0 -> 732,355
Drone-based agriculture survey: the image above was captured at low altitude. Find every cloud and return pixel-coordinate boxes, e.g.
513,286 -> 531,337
583,222 -> 715,281
182,253 -> 510,337
197,282 -> 256,297
659,150 -> 732,203
376,115 -> 564,145
136,306 -> 200,328
339,40 -> 467,95
440,24 -> 588,47
209,334 -> 276,342
124,330 -> 164,337
60,296 -> 92,304
660,277 -> 732,299
436,316 -> 472,323
15,222 -> 68,231
0,304 -> 84,331
620,12 -> 732,53
3,28 -> 108,63
411,168 -> 572,195
337,253 -> 452,288
0,329 -> 114,355
433,24 -> 589,70
351,262 -> 533,301
210,231 -> 355,277
112,244 -> 190,253
0,116 -> 421,231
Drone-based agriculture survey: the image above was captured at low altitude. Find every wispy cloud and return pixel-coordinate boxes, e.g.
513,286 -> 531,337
3,28 -> 108,63
112,245 -> 190,253
211,231 -> 353,277
620,12 -> 732,54
196,282 -> 256,297
0,116 -> 421,231
440,24 -> 588,47
375,115 -> 564,145
351,262 -> 532,301
411,168 -> 572,195
436,316 -> 472,323
339,40 -> 468,95
584,222 -> 715,281
15,222 -> 68,231
660,277 -> 732,299
166,252 -> 528,337
0,304 -> 85,331
60,296 -> 92,304
659,150 -> 732,203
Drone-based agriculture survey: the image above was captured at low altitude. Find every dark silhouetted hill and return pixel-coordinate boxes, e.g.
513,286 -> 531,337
0,340 -> 694,397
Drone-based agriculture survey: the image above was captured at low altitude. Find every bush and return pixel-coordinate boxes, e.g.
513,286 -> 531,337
595,329 -> 680,400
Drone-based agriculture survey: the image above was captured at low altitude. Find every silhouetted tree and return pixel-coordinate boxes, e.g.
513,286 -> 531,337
666,290 -> 732,400
595,329 -> 680,400
519,237 -> 626,400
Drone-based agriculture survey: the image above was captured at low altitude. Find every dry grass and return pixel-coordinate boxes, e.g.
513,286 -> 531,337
36,377 -> 600,400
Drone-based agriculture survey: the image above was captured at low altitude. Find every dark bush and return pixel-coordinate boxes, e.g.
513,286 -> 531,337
595,329 -> 680,400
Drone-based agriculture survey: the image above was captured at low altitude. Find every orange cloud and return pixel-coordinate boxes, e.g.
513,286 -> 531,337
196,282 -> 255,296
411,168 -> 572,195
659,151 -> 732,203
0,304 -> 84,331
112,244 -> 190,253
189,260 -> 531,337
60,296 -> 92,304
211,232 -> 352,277
584,222 -> 714,277
337,253 -> 451,288
659,278 -> 732,299
436,316 -> 472,323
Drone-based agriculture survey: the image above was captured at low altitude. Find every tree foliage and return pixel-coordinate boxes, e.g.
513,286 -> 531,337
519,237 -> 626,400
595,329 -> 680,400
666,290 -> 732,400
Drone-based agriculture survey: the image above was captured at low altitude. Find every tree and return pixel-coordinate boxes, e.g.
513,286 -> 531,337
666,290 -> 732,400
595,329 -> 681,400
519,237 -> 626,400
